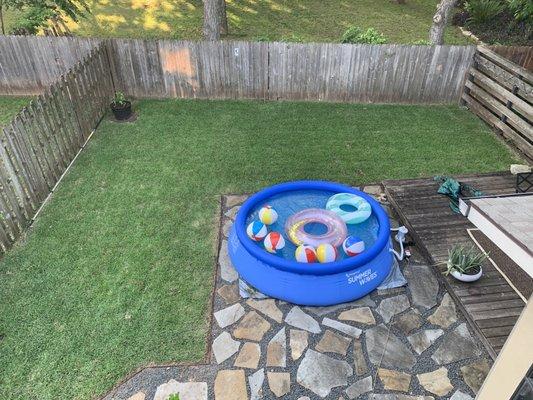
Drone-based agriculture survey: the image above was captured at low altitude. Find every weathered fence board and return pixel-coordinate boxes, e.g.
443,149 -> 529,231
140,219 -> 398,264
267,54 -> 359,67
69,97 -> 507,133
0,36 -> 99,95
0,43 -> 113,253
267,43 -> 475,103
0,36 -> 477,104
462,46 -> 533,160
489,46 -> 533,72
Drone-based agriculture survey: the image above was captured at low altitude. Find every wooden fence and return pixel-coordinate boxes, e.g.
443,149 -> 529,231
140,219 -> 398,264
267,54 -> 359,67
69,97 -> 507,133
462,46 -> 533,161
0,36 -> 99,95
1,36 -> 476,104
489,46 -> 533,72
107,40 -> 476,104
0,42 -> 114,252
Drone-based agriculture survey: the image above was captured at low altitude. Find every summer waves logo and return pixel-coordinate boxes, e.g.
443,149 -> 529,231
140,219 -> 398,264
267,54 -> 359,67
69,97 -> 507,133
346,268 -> 377,285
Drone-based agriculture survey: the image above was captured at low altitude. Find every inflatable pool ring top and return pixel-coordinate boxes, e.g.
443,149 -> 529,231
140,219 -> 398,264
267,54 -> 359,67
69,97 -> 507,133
285,208 -> 347,247
326,193 -> 372,224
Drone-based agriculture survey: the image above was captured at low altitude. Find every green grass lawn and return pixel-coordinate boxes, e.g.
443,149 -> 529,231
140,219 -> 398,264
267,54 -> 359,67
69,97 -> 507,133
0,99 -> 516,400
0,97 -> 30,126
3,0 -> 470,44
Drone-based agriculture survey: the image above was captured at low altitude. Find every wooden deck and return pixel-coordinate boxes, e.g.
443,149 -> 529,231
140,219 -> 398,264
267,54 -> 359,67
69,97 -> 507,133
383,172 -> 527,359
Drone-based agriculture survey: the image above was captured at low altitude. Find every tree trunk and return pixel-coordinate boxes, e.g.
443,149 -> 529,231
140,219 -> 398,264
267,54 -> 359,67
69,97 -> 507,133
0,1 -> 5,35
203,0 -> 220,41
429,0 -> 457,44
218,0 -> 228,35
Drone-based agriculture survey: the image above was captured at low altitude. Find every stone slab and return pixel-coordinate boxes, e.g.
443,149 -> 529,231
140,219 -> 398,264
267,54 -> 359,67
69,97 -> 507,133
234,342 -> 261,369
214,370 -> 247,400
339,307 -> 376,325
233,311 -> 271,341
290,329 -> 308,361
219,240 -> 238,282
212,331 -> 240,364
460,360 -> 491,394
267,372 -> 291,398
214,303 -> 245,328
404,264 -> 439,310
266,327 -> 286,367
432,323 -> 481,364
322,317 -> 362,338
376,294 -> 410,323
407,329 -> 444,355
428,293 -> 457,329
248,368 -> 265,400
417,367 -> 453,397
345,376 -> 373,399
285,306 -> 321,333
297,349 -> 353,398
366,324 -> 416,370
247,299 -> 283,323
316,329 -> 351,356
153,380 -> 208,400
378,368 -> 411,392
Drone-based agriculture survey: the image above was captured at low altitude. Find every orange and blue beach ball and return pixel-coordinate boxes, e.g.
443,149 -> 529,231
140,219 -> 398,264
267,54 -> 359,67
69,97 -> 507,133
246,221 -> 267,241
343,236 -> 365,257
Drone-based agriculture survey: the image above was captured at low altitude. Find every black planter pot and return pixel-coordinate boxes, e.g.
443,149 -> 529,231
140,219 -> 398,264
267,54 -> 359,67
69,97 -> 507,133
111,101 -> 132,120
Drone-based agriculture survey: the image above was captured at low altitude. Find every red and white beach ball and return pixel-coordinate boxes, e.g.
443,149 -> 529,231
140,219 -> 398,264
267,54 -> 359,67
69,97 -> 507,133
259,205 -> 278,225
343,236 -> 365,257
316,243 -> 338,263
295,245 -> 317,263
246,221 -> 268,241
264,232 -> 285,253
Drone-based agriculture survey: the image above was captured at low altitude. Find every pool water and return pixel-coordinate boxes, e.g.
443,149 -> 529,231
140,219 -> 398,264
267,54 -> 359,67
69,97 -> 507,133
245,189 -> 379,262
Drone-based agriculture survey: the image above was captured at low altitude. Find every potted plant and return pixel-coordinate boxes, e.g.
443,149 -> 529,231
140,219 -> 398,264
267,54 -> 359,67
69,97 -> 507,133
110,91 -> 132,120
444,244 -> 488,282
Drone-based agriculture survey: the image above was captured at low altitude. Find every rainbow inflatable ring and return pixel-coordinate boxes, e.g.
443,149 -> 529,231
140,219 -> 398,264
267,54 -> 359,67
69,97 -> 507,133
228,181 -> 393,306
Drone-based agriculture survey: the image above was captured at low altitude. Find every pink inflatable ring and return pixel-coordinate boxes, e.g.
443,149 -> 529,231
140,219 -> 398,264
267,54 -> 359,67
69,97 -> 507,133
285,208 -> 348,247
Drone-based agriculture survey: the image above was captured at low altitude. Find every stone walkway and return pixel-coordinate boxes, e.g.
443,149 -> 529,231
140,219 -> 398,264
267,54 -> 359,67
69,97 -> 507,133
104,187 -> 492,400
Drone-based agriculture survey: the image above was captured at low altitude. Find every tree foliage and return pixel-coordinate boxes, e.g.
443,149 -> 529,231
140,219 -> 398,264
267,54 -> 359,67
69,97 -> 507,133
0,0 -> 88,34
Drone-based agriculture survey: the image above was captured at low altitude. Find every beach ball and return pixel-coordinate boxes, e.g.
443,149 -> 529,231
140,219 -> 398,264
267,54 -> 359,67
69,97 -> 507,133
343,236 -> 365,257
316,243 -> 338,263
247,221 -> 267,241
259,205 -> 278,225
295,245 -> 317,263
264,232 -> 285,253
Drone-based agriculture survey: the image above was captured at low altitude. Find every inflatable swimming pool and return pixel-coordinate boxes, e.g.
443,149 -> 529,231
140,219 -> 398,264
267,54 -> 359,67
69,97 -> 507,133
228,181 -> 393,306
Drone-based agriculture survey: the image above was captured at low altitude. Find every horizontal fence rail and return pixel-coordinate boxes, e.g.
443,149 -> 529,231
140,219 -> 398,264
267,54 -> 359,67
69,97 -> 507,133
107,40 -> 476,104
0,36 -> 100,95
0,42 -> 113,253
462,46 -> 533,161
489,46 -> 533,72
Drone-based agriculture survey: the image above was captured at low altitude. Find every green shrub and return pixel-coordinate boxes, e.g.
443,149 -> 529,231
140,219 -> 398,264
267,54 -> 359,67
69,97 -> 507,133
280,33 -> 304,43
465,0 -> 506,24
507,0 -> 533,22
167,394 -> 180,400
255,35 -> 271,42
412,39 -> 432,45
10,6 -> 55,35
341,26 -> 387,44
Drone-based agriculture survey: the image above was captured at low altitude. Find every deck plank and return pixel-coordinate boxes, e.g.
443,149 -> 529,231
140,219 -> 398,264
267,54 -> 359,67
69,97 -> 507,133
383,172 -> 525,359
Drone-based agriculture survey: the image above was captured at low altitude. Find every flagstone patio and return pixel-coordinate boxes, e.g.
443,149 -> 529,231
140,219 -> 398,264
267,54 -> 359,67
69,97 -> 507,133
104,187 -> 492,400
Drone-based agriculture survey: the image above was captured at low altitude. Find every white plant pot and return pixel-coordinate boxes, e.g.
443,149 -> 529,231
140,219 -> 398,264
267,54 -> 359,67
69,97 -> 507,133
450,267 -> 482,282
